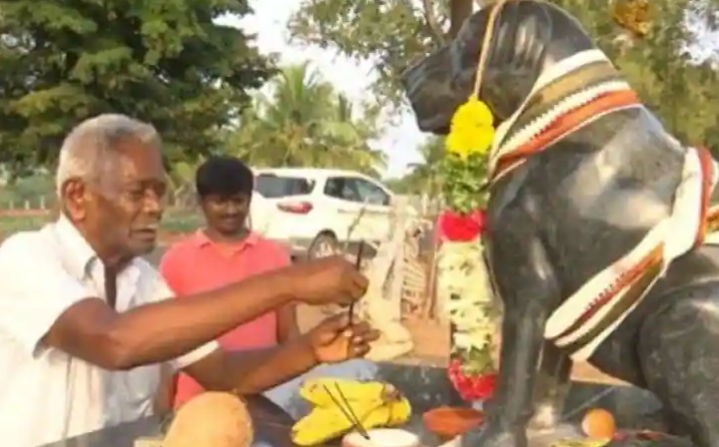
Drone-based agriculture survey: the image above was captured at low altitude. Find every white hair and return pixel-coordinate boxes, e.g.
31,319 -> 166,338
55,114 -> 161,195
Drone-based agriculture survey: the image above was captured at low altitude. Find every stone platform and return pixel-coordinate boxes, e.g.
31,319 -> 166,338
43,363 -> 671,447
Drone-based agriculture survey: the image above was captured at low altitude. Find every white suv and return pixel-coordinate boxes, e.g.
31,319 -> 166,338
249,168 -> 396,259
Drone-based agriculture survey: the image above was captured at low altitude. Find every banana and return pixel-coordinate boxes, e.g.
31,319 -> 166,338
291,400 -> 412,446
291,378 -> 413,446
362,399 -> 412,427
292,406 -> 363,446
299,378 -> 396,406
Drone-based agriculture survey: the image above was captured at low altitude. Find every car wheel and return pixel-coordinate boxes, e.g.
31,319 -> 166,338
308,233 -> 340,260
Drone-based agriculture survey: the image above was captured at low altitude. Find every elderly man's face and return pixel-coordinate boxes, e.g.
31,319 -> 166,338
65,137 -> 167,263
96,138 -> 167,259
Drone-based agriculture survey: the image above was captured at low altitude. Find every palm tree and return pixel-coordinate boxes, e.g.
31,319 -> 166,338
312,93 -> 387,176
254,62 -> 335,166
223,107 -> 276,165
223,62 -> 386,173
404,136 -> 445,196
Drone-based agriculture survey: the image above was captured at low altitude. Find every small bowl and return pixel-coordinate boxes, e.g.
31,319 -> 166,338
342,429 -> 419,447
423,407 -> 485,439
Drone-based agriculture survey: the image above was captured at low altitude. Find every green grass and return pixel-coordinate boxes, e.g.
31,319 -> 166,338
0,215 -> 48,234
162,211 -> 204,233
0,210 -> 205,235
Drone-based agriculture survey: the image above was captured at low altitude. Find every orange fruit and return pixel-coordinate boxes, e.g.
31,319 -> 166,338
581,408 -> 616,439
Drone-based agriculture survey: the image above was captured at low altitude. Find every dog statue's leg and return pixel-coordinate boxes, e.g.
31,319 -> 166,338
463,231 -> 561,447
528,342 -> 572,432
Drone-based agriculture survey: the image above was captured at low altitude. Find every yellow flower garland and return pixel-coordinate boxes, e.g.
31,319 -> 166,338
445,98 -> 495,159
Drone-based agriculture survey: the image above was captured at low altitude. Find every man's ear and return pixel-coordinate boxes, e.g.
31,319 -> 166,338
61,179 -> 89,221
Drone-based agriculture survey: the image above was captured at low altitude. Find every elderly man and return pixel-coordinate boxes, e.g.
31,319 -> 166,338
0,114 -> 378,447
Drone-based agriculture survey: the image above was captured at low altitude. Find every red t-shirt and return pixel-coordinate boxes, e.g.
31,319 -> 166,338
159,230 -> 290,407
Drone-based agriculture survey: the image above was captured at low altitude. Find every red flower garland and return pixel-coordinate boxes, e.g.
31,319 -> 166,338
437,209 -> 486,243
447,359 -> 497,401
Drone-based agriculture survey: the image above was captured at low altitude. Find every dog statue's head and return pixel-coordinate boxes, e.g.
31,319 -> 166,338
402,0 -> 597,134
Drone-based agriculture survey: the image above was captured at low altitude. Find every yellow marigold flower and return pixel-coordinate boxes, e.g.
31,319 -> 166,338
446,98 -> 495,159
611,0 -> 652,37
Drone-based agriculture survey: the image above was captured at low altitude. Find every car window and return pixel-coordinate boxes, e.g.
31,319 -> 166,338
324,177 -> 362,202
324,176 -> 389,205
255,174 -> 314,198
352,179 -> 390,205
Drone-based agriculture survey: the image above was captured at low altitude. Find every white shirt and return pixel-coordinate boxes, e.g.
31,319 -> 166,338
0,217 -> 218,447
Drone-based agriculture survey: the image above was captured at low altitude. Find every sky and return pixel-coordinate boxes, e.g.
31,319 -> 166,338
226,1 -> 719,179
223,0 -> 427,179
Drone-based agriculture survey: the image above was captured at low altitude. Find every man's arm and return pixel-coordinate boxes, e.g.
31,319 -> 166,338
184,314 -> 376,395
272,243 -> 301,342
0,234 -> 365,371
183,338 -> 317,395
277,303 -> 301,342
46,268 -> 294,370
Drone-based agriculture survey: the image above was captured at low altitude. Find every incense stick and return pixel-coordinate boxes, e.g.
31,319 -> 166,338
348,241 -> 365,325
322,383 -> 370,439
334,382 -> 370,438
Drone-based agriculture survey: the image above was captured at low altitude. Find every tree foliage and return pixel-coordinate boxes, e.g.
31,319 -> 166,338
290,0 -> 719,152
289,0 -> 449,108
0,0 -> 273,173
223,62 -> 387,177
391,136 -> 446,195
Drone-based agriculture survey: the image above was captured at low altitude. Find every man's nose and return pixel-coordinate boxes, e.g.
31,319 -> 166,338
224,203 -> 243,214
143,190 -> 164,215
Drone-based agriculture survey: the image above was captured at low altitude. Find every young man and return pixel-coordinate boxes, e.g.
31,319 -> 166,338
160,156 -> 300,407
0,115 -> 377,447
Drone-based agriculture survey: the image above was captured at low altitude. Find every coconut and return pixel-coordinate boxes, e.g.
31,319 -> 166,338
163,392 -> 253,447
342,429 -> 419,447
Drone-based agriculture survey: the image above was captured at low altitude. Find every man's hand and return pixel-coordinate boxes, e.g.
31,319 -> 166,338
306,314 -> 380,363
288,256 -> 368,306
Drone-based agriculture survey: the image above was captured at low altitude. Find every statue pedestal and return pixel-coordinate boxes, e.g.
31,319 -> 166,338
437,424 -> 584,447
43,364 -> 683,447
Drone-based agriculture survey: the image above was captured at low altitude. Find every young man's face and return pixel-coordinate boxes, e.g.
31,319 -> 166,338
201,193 -> 251,237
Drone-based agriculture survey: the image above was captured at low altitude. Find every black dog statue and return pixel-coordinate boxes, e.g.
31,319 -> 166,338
402,2 -> 719,447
